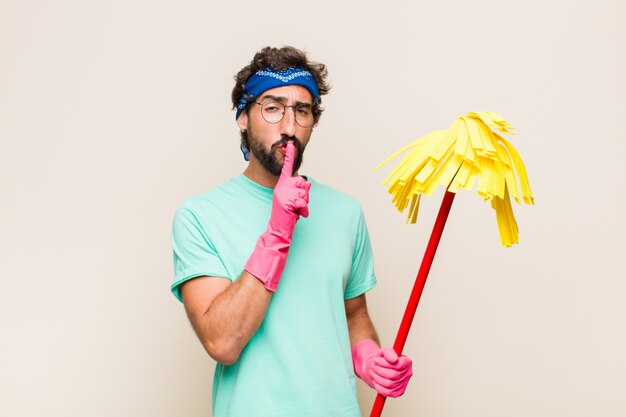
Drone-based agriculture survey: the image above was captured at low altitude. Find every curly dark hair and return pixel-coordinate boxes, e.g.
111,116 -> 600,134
232,46 -> 331,155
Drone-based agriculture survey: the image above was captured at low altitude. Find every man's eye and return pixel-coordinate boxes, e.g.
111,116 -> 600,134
264,105 -> 281,113
296,106 -> 311,115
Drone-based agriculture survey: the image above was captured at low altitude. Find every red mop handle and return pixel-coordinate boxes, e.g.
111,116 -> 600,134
370,190 -> 456,417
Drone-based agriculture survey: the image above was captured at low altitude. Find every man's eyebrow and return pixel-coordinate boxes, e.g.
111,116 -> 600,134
259,94 -> 313,107
259,94 -> 287,103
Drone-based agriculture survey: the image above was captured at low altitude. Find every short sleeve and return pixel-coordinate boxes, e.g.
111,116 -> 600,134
170,201 -> 231,302
344,206 -> 377,299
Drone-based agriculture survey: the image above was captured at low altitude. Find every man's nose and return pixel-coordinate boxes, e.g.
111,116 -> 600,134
279,106 -> 297,137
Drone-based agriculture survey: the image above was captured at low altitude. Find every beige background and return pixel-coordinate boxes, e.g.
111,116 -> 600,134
1,0 -> 625,416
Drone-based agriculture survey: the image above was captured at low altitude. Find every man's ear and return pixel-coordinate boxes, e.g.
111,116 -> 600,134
236,111 -> 248,130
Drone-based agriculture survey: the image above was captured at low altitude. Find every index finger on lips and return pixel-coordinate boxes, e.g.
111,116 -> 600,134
281,141 -> 295,178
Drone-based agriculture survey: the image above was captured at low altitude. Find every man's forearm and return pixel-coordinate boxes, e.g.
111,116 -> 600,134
189,271 -> 272,365
346,305 -> 380,347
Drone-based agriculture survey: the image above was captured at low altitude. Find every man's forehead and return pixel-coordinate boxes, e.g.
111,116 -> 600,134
258,85 -> 313,103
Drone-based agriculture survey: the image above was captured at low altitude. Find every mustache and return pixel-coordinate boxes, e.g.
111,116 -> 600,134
271,135 -> 301,150
271,135 -> 304,174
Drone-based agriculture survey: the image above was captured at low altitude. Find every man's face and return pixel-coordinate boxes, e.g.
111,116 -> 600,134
237,85 -> 314,176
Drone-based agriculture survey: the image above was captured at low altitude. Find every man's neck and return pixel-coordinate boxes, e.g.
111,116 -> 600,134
243,161 -> 300,189
243,165 -> 279,189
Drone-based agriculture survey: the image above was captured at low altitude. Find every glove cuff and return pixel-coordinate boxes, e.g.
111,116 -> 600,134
244,228 -> 292,292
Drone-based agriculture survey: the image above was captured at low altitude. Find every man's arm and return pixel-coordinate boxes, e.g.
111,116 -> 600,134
181,272 -> 271,365
345,294 -> 379,347
346,293 -> 414,398
181,142 -> 307,366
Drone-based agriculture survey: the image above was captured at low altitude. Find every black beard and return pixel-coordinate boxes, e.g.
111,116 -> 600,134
249,134 -> 305,176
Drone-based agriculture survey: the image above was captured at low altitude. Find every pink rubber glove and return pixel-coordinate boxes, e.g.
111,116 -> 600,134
352,339 -> 413,398
244,142 -> 310,292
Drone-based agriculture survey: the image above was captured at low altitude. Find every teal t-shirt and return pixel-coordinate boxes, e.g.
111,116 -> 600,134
171,175 -> 377,417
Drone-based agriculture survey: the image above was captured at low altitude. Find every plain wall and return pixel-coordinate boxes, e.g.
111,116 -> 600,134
1,0 -> 625,416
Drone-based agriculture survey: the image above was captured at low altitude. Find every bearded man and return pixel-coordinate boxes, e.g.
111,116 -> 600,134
171,46 -> 413,417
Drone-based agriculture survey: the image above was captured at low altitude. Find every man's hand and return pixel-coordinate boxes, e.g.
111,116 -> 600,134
352,339 -> 413,398
244,141 -> 310,292
270,141 -> 311,229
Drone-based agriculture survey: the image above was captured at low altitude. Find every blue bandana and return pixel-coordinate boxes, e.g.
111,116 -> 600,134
235,66 -> 320,120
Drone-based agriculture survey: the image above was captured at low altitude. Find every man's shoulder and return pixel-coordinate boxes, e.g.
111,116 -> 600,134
176,176 -> 244,213
307,177 -> 362,213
